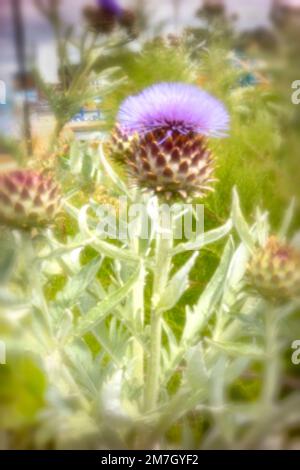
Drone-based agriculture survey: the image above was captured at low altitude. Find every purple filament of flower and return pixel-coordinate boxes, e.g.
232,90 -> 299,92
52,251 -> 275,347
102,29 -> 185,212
98,0 -> 123,16
117,82 -> 230,138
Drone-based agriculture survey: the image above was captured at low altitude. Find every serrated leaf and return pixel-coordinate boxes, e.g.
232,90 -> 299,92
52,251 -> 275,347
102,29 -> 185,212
232,188 -> 255,252
221,242 -> 250,306
157,253 -> 198,312
184,345 -> 209,390
254,208 -> 269,247
56,257 -> 102,308
99,143 -> 132,199
66,203 -> 140,264
279,198 -> 295,239
173,219 -> 232,255
69,141 -> 82,175
206,338 -> 265,359
91,239 -> 140,264
182,239 -> 234,344
162,320 -> 179,362
0,247 -> 16,283
72,266 -> 140,338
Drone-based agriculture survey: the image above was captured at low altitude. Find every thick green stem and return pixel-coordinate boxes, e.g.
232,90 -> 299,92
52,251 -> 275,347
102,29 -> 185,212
262,307 -> 279,407
240,306 -> 281,449
22,232 -> 52,333
145,310 -> 162,412
129,202 -> 146,408
131,262 -> 146,406
144,207 -> 173,412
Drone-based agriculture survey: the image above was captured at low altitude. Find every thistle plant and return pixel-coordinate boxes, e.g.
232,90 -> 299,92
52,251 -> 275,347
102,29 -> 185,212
1,66 -> 300,449
1,145 -> 300,449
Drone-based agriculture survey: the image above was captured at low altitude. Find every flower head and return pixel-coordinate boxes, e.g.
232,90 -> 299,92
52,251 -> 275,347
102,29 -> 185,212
110,82 -> 229,199
84,0 -> 135,35
0,170 -> 61,229
248,236 -> 300,303
118,83 -> 229,138
98,0 -> 123,17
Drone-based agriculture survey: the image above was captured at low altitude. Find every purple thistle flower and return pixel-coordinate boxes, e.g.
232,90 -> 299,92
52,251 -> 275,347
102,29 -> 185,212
98,0 -> 123,17
110,82 -> 230,199
117,82 -> 230,138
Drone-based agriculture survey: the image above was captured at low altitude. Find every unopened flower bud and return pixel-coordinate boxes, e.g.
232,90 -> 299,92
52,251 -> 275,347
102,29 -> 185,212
0,170 -> 61,229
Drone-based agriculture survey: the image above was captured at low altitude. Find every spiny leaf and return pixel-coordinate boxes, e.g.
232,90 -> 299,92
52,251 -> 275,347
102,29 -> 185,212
157,253 -> 198,313
172,219 -> 232,255
206,338 -> 265,359
71,266 -> 141,338
56,257 -> 103,308
232,188 -> 255,252
182,239 -> 234,344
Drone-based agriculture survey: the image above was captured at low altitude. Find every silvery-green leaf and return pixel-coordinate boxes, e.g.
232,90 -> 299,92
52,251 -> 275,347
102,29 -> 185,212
73,205 -> 140,263
225,357 -> 251,384
101,370 -> 132,423
209,357 -> 236,444
232,188 -> 255,252
64,201 -> 80,220
40,239 -> 92,262
56,309 -> 73,341
72,266 -> 140,338
99,143 -> 132,199
69,141 -> 82,175
93,319 -> 130,368
182,239 -> 234,344
226,243 -> 249,287
82,152 -> 93,180
221,242 -> 249,307
172,219 -> 232,255
184,344 -> 209,390
254,208 -> 269,247
91,238 -> 141,263
291,231 -> 300,250
206,338 -> 265,359
279,198 -> 296,239
63,339 -> 99,395
162,320 -> 179,361
0,286 -> 28,307
157,253 -> 198,312
210,356 -> 226,407
78,204 -> 93,236
0,247 -> 16,284
56,257 -> 102,308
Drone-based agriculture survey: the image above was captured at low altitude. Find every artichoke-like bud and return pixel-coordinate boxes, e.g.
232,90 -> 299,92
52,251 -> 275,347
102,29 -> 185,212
108,125 -> 136,164
0,170 -> 61,229
83,0 -> 135,35
110,82 -> 229,199
248,236 -> 300,303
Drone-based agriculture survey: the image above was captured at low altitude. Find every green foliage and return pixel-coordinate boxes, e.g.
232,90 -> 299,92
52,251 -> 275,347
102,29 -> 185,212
0,355 -> 46,430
